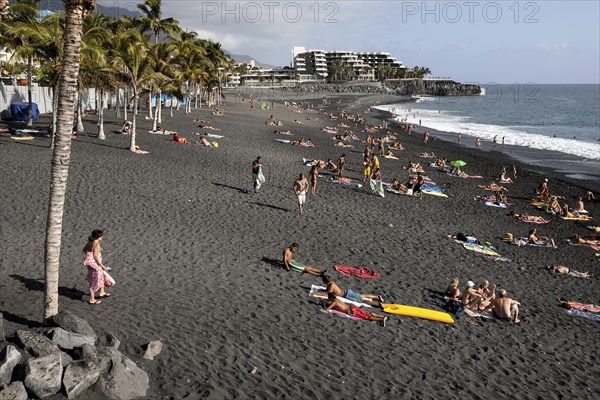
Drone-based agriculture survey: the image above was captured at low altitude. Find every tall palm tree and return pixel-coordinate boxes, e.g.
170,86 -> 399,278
44,0 -> 97,321
148,41 -> 175,130
109,29 -> 164,151
1,0 -> 42,126
137,0 -> 180,119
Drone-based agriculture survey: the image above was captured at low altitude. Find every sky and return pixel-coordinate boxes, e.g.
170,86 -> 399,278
99,0 -> 600,84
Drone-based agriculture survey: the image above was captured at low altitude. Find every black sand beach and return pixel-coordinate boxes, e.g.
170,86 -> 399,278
1,92 -> 599,399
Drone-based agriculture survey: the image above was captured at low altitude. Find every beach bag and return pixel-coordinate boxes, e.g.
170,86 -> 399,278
104,271 -> 115,287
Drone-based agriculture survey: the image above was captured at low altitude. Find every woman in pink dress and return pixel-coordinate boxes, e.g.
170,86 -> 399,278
83,230 -> 109,304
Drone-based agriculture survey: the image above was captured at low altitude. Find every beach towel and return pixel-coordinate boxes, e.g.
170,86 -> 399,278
422,189 -> 448,198
455,240 -> 498,256
564,308 -> 600,322
309,285 -> 371,308
384,155 -> 399,160
421,184 -> 444,192
132,149 -> 149,155
560,300 -> 600,313
335,177 -> 363,188
386,188 -> 411,196
585,226 -> 600,233
464,308 -> 495,319
369,179 -> 385,197
484,201 -> 508,208
335,266 -> 380,279
11,136 -> 34,141
275,139 -> 291,144
561,216 -> 592,221
484,255 -> 511,262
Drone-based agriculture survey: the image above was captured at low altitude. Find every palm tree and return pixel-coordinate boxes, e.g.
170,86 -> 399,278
109,29 -> 164,151
137,0 -> 180,119
44,0 -> 97,321
148,41 -> 175,130
1,0 -> 42,126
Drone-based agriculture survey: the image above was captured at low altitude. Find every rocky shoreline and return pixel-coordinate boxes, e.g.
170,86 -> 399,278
278,80 -> 482,97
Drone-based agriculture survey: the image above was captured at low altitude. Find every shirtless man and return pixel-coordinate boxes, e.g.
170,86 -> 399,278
282,243 -> 325,276
321,293 -> 387,326
293,174 -> 309,214
481,289 -> 521,323
309,165 -> 318,195
547,266 -> 591,279
319,275 -> 384,307
337,154 -> 346,178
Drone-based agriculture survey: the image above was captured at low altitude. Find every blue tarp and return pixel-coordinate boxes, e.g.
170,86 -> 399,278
10,102 -> 40,121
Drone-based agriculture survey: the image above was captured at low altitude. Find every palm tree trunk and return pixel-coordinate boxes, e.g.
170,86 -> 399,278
129,89 -> 138,151
148,88 -> 153,119
152,93 -> 159,131
44,0 -> 90,322
157,90 -> 162,124
98,88 -> 105,139
170,101 -> 173,117
123,88 -> 128,120
50,85 -> 59,149
76,92 -> 84,132
27,55 -> 33,127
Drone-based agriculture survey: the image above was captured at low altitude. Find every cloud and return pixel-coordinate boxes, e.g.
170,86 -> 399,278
533,42 -> 569,56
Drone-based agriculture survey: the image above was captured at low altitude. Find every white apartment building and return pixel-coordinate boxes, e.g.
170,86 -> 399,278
292,47 -> 406,81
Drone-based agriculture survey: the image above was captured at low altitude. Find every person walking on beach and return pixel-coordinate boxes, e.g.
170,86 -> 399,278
309,165 -> 318,195
321,293 -> 388,326
83,230 -> 110,305
475,137 -> 481,149
252,156 -> 264,194
293,173 -> 309,214
457,132 -> 462,144
512,165 -> 517,179
481,289 -> 521,323
493,135 -> 497,146
282,243 -> 326,276
424,131 -> 429,143
337,154 -> 346,178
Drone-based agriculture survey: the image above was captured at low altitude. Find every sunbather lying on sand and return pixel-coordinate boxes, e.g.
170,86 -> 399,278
321,293 -> 387,326
291,138 -> 314,147
448,233 -> 483,245
335,141 -> 353,148
274,130 -> 292,135
197,137 -> 217,147
508,211 -> 549,224
193,119 -> 210,123
480,181 -> 508,192
560,204 -> 584,218
282,243 -> 326,277
390,141 -> 405,150
318,275 -> 384,307
569,234 -> 600,246
419,152 -> 436,158
172,133 -> 188,144
547,266 -> 591,279
481,289 -> 521,323
198,125 -> 221,131
213,110 -> 224,116
504,233 -> 528,246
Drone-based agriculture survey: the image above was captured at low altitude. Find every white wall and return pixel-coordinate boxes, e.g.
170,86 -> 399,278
0,83 -> 98,119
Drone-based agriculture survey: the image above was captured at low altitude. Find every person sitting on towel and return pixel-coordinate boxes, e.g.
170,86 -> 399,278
481,289 -> 521,323
445,278 -> 461,300
528,229 -> 557,248
319,275 -> 383,307
560,203 -> 579,218
461,281 -> 484,308
282,243 -> 326,277
573,197 -> 587,213
321,293 -> 387,326
494,191 -> 510,206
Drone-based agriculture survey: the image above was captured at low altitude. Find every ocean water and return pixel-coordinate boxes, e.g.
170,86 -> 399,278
376,84 -> 600,160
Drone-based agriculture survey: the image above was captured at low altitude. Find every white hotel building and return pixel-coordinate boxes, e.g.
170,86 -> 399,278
292,46 -> 406,81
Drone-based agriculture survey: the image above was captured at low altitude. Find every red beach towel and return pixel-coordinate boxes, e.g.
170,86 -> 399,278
335,266 -> 380,279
